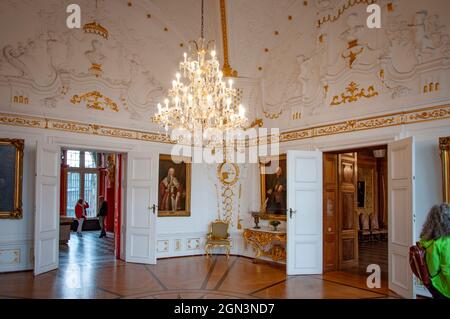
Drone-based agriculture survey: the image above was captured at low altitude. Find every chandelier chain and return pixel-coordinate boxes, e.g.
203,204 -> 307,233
201,0 -> 204,39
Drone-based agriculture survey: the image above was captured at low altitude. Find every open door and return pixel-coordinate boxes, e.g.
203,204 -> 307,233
125,152 -> 157,264
388,137 -> 415,298
287,150 -> 323,275
338,153 -> 358,269
34,142 -> 60,275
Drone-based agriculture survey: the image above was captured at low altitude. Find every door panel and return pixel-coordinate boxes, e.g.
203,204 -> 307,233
287,151 -> 323,275
125,152 -> 157,264
388,137 -> 415,298
338,153 -> 358,269
34,142 -> 60,275
323,153 -> 338,272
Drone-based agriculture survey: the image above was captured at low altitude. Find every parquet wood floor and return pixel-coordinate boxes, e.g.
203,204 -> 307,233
0,232 -> 398,299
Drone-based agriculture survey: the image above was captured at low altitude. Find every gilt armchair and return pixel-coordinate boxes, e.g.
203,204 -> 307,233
205,220 -> 231,259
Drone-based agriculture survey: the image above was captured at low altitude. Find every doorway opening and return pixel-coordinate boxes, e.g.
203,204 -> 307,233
59,149 -> 125,265
322,145 -> 388,292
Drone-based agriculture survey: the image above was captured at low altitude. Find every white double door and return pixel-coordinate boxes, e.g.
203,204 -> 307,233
286,139 -> 416,299
34,144 -> 158,275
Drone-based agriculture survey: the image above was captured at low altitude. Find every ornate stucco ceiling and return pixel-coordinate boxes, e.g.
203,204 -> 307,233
0,0 -> 449,133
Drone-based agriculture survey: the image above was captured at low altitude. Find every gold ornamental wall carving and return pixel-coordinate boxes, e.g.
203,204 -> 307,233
331,82 -> 379,106
70,91 -> 119,112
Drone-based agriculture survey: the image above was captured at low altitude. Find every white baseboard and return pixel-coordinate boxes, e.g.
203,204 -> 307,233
0,240 -> 33,273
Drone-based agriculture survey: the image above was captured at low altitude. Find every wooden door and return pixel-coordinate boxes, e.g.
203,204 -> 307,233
338,153 -> 358,269
323,153 -> 339,272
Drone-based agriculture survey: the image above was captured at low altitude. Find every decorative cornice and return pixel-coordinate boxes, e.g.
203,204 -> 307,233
0,113 -> 172,144
220,0 -> 238,77
0,104 -> 449,145
281,104 -> 450,142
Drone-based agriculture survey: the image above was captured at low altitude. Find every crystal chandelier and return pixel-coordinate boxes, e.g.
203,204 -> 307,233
153,0 -> 248,137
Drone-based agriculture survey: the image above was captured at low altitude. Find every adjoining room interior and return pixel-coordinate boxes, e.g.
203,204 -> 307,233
59,149 -> 124,263
323,145 -> 388,291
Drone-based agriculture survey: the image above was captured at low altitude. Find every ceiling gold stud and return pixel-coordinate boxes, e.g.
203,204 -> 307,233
127,2 -> 132,7
147,13 -> 151,18
274,31 -> 279,36
288,16 -> 293,20
264,48 -> 269,52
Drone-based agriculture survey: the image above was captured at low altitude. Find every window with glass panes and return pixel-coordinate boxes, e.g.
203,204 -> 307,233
64,150 -> 99,217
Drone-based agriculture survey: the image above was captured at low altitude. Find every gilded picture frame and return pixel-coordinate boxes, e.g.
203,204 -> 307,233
440,137 -> 450,203
157,154 -> 191,217
0,138 -> 24,219
259,154 -> 287,221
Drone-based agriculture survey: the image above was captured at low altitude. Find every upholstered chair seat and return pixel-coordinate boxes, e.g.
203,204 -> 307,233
205,220 -> 231,259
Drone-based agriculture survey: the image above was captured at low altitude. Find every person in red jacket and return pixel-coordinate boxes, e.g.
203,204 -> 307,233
75,199 -> 89,237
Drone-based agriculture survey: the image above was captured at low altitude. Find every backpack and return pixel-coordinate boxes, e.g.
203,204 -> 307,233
409,242 -> 431,286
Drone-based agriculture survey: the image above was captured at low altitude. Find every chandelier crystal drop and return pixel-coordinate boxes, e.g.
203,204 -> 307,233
152,1 -> 248,137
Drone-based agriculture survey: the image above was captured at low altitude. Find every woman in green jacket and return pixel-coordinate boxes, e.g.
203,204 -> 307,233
420,203 -> 450,299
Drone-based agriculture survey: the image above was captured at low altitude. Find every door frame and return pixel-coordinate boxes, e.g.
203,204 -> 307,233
319,140 -> 393,278
42,138 -> 134,267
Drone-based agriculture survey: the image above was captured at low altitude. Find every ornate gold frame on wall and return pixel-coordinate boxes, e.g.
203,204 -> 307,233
157,154 -> 191,217
440,137 -> 450,203
259,154 -> 287,221
0,139 -> 24,219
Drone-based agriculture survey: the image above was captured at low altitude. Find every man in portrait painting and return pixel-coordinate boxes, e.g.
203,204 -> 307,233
265,166 -> 287,214
159,167 -> 183,212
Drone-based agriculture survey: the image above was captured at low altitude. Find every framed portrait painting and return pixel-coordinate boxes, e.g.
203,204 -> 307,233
259,154 -> 287,220
157,154 -> 191,217
0,139 -> 24,219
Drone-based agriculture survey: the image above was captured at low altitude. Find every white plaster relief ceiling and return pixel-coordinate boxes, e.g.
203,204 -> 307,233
0,0 -> 449,134
256,0 -> 450,130
0,0 -> 222,131
226,0 -> 305,79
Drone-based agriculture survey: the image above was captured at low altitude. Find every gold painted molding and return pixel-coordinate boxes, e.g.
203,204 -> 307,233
281,104 -> 450,142
0,112 -> 172,144
317,0 -> 377,28
219,0 -> 238,77
0,104 -> 450,145
440,137 -> 450,203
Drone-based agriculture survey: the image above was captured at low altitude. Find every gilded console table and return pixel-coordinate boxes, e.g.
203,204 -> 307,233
243,227 -> 286,262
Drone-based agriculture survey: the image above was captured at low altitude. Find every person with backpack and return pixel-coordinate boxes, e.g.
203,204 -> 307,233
419,203 -> 450,299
